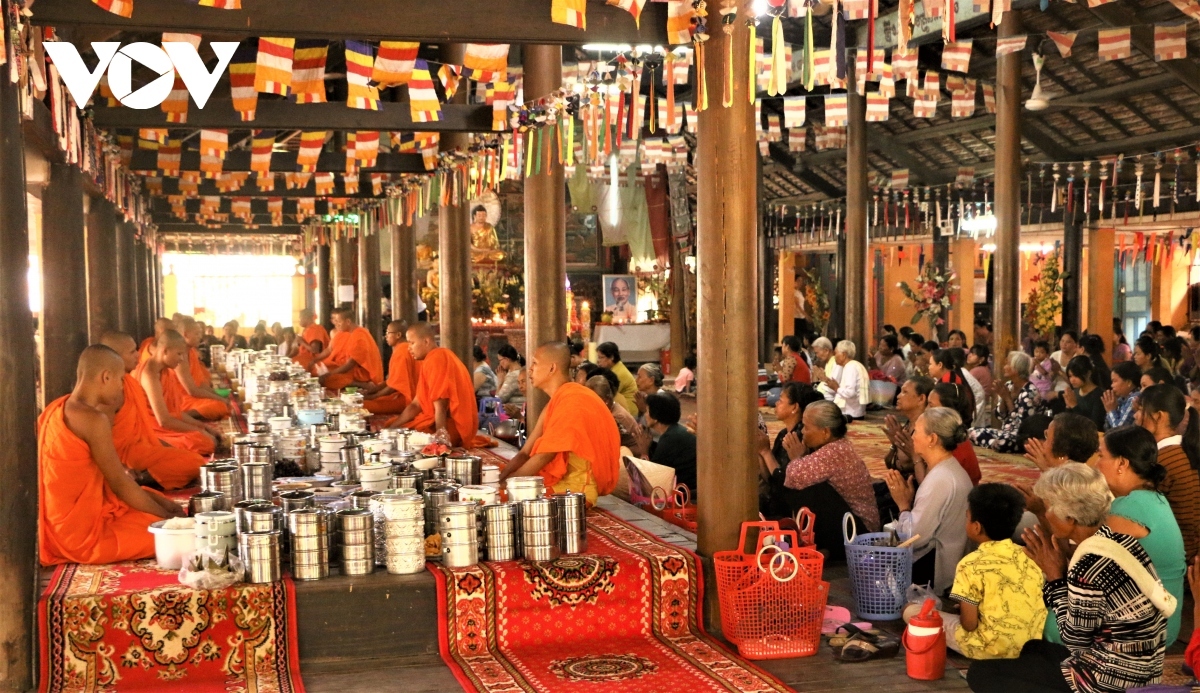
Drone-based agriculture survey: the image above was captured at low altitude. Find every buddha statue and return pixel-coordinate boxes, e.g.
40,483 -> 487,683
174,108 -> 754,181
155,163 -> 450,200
470,206 -> 505,263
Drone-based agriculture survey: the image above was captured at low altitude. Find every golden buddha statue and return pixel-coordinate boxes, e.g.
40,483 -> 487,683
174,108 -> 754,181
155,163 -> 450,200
470,206 -> 505,263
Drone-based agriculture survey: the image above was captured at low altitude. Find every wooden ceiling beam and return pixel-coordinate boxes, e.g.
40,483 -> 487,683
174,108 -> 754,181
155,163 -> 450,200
129,149 -> 427,173
93,101 -> 493,132
28,0 -> 668,45
1072,124 -> 1200,157
1087,3 -> 1200,98
767,142 -> 844,198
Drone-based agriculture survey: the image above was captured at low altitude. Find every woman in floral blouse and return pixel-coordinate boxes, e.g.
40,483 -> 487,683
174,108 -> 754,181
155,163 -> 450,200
969,351 -> 1047,453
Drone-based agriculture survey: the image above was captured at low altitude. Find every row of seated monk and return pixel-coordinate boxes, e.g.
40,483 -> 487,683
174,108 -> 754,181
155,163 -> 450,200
38,311 -> 622,568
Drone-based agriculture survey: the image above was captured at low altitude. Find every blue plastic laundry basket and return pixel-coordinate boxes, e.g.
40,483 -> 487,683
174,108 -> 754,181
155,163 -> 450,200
842,514 -> 912,621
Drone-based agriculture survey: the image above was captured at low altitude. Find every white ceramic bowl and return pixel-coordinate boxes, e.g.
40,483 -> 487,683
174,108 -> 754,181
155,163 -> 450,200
357,463 -> 391,482
148,520 -> 197,570
412,457 -> 441,471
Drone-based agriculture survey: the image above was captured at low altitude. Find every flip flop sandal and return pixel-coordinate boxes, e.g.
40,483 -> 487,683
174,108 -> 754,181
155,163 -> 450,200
834,632 -> 900,662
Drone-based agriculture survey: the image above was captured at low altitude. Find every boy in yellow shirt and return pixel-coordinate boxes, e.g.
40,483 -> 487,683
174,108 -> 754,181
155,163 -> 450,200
944,483 -> 1047,659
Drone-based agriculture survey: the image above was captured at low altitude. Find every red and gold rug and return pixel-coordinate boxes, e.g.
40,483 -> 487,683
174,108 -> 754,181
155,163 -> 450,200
430,508 -> 793,693
38,560 -> 304,693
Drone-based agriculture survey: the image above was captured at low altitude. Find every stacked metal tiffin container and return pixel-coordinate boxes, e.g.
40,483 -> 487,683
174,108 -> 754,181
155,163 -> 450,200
337,508 -> 374,576
438,501 -> 480,568
506,476 -> 545,502
379,494 -> 426,574
288,507 -> 330,580
240,530 -> 281,583
200,461 -> 241,506
422,482 -> 460,537
555,492 -> 588,555
521,498 -> 561,561
445,454 -> 482,487
481,503 -> 521,561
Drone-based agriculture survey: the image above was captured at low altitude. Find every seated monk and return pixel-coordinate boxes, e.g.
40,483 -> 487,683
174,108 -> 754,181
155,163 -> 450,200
315,307 -> 384,392
364,320 -> 421,415
138,317 -> 175,364
136,329 -> 220,456
39,345 -> 185,565
501,342 -> 621,505
387,322 -> 490,447
101,332 -> 205,490
293,309 -> 330,374
169,317 -> 230,420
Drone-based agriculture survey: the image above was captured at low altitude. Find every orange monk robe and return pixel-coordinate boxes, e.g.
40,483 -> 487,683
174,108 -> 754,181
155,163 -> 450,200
323,326 -> 384,391
133,360 -> 216,456
38,396 -> 159,565
364,342 -> 422,415
171,348 -> 229,420
295,324 -> 331,372
137,337 -> 154,365
113,375 -> 205,490
530,382 -> 621,503
397,347 -> 490,447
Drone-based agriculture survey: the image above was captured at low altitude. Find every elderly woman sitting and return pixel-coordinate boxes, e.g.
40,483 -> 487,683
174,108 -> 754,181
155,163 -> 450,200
969,351 -> 1048,453
968,463 -> 1173,693
815,340 -> 871,421
760,400 -> 880,554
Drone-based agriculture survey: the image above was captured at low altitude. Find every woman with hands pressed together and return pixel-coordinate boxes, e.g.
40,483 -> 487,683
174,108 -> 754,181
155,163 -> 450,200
758,381 -> 818,518
969,351 -> 1047,453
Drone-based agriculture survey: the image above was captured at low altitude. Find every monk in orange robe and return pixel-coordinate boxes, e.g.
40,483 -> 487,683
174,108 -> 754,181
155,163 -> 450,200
316,307 -> 384,392
364,320 -> 422,415
387,322 -> 490,447
293,309 -> 330,373
500,342 -> 620,505
39,345 -> 185,565
138,317 -> 175,364
100,332 -> 205,490
164,318 -> 230,421
136,330 -> 220,456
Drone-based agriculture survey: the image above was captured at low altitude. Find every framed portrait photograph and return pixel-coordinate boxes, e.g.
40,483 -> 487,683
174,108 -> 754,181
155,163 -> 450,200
602,274 -> 638,324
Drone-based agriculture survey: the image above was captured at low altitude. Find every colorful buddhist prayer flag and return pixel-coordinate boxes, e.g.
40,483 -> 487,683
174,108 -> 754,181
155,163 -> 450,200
163,33 -> 201,49
139,128 -> 167,145
844,0 -> 875,19
157,139 -> 181,173
893,46 -> 918,81
992,0 -> 1011,25
250,130 -> 274,173
492,81 -> 515,131
345,41 -> 381,110
91,0 -> 133,17
879,62 -> 895,98
666,0 -> 694,44
912,97 -> 937,118
199,129 -> 228,157
866,92 -> 889,121
438,64 -> 462,101
956,166 -> 975,186
552,0 -> 587,28
371,174 -> 385,195
941,40 -> 972,73
1155,24 -> 1188,61
812,49 -> 833,86
198,0 -> 241,8
232,197 -> 251,221
463,44 -> 510,81
297,131 -> 326,171
257,172 -> 275,192
824,94 -> 848,127
783,96 -> 806,128
1098,28 -> 1131,61
370,41 -> 418,87
314,173 -> 335,196
228,41 -> 259,121
1047,31 -> 1077,57
788,128 -> 806,152
951,79 -> 976,117
408,59 -> 442,122
995,35 -> 1026,56
982,81 -> 995,113
945,74 -> 965,94
1165,0 -> 1200,21
161,75 -> 188,123
297,198 -> 316,220
353,131 -> 380,167
291,41 -> 328,103
343,173 -> 359,195
199,153 -> 223,178
254,38 -> 295,96
607,0 -> 646,26
891,169 -> 910,189
922,70 -> 940,103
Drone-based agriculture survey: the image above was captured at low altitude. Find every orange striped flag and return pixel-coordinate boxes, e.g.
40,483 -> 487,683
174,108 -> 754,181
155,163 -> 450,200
91,0 -> 133,17
824,95 -> 848,127
291,40 -> 328,104
157,139 -> 181,173
408,59 -> 442,122
257,172 -> 275,192
666,0 -> 694,44
297,131 -> 326,171
161,75 -> 189,123
492,81 -> 515,131
162,33 -> 201,49
139,128 -> 167,145
866,92 -> 889,121
371,174 -> 385,195
268,198 -> 283,224
200,129 -> 228,157
229,41 -> 258,121
464,44 -> 510,82
255,37 -> 295,96
607,0 -> 646,26
314,173 -> 335,196
199,153 -> 224,178
1097,28 -> 1131,61
551,0 -> 587,28
345,41 -> 380,110
343,173 -> 359,195
372,41 -> 418,87
1155,24 -> 1188,61
995,35 -> 1026,56
232,198 -> 252,222
251,130 -> 274,173
353,131 -> 380,167
198,0 -> 241,8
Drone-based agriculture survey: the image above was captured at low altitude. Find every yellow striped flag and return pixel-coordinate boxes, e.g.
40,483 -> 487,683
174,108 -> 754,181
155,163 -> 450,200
139,128 -> 167,145
409,59 -> 442,122
345,41 -> 380,110
268,197 -> 283,224
161,75 -> 189,123
251,130 -> 274,173
291,41 -> 328,104
824,94 -> 848,127
255,37 -> 295,96
257,172 -> 275,192
232,198 -> 252,222
315,173 -> 335,196
607,0 -> 646,26
551,0 -> 586,28
297,131 -> 326,171
229,41 -> 258,120
372,42 -> 419,87
492,81 -> 515,131
157,140 -> 181,173
438,64 -> 462,100
198,0 -> 241,8
464,44 -> 510,81
1097,28 -> 1131,61
353,131 -> 380,167
91,0 -> 133,17
200,153 -> 224,178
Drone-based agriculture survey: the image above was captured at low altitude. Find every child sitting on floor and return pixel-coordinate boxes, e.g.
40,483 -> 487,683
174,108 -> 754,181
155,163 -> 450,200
943,483 -> 1047,660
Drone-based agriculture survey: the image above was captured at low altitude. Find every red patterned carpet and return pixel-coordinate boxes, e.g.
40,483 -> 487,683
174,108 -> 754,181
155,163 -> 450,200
39,561 -> 304,693
430,508 -> 793,693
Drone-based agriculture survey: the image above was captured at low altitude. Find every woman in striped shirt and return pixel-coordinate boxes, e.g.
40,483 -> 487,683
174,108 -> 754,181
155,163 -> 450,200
1136,384 -> 1200,564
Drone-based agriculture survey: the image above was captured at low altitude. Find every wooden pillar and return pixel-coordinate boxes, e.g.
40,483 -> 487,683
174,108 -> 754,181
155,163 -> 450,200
1087,228 -> 1115,354
952,239 -> 976,340
669,241 -> 687,373
523,43 -> 566,426
0,47 -> 36,692
845,61 -> 869,356
438,44 -> 473,365
316,243 -> 332,326
357,230 -> 382,343
1061,202 -> 1083,334
41,163 -> 89,402
695,2 -> 759,629
332,237 -> 356,311
391,222 -> 418,324
116,222 -> 139,335
85,197 -> 119,343
132,237 -> 148,338
778,251 -> 795,340
153,244 -> 163,322
992,12 -> 1023,374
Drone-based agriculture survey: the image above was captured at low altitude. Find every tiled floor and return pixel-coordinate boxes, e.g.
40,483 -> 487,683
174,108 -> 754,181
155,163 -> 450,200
595,494 -> 697,552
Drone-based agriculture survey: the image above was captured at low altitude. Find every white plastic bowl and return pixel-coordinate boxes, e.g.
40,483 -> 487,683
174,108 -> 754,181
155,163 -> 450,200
412,457 -> 441,471
148,520 -> 197,570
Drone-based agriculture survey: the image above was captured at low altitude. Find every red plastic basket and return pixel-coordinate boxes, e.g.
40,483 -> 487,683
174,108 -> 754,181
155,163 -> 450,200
714,521 -> 829,660
660,484 -> 698,533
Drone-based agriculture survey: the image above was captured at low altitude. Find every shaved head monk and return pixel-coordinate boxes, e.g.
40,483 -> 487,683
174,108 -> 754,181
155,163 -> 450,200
387,322 -> 488,447
293,309 -> 330,374
138,317 -> 176,362
500,342 -> 620,505
100,332 -> 205,490
39,345 -> 184,565
363,320 -> 421,415
134,329 -> 220,455
316,307 -> 384,391
167,316 -> 230,421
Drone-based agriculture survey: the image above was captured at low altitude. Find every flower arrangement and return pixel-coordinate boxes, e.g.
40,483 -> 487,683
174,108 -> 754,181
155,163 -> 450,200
898,264 -> 958,329
1024,250 -> 1063,338
800,267 -> 831,335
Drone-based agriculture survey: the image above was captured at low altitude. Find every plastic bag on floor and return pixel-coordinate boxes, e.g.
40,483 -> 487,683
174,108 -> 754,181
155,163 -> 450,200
179,548 -> 245,590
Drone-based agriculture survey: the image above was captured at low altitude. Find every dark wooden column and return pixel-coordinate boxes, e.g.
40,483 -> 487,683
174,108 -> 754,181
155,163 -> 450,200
41,163 -> 89,402
357,230 -> 382,343
1061,196 -> 1083,334
932,224 -> 950,342
695,3 -> 759,630
331,236 -> 356,311
391,222 -> 418,324
437,44 -> 474,364
116,222 -> 139,335
992,12 -> 1023,371
134,239 -> 153,337
85,197 -> 119,342
523,43 -> 566,426
845,60 -> 869,355
0,43 -> 36,692
316,243 -> 332,326
152,242 -> 163,321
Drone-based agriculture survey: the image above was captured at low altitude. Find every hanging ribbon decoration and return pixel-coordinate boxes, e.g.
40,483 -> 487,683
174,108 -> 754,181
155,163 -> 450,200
721,1 -> 737,107
769,0 -> 787,96
747,6 -> 758,104
803,0 -> 816,90
694,1 -> 710,111
944,0 -> 955,43
1152,153 -> 1162,209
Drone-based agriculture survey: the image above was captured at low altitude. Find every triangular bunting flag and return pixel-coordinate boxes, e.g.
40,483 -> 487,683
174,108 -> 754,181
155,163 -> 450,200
1047,31 -> 1077,57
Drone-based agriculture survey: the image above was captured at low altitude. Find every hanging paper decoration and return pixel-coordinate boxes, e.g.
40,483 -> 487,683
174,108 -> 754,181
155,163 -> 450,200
552,0 -> 587,28
463,44 -> 510,81
179,173 -> 200,197
1047,31 -> 1077,57
666,0 -> 696,44
941,40 -> 972,73
139,128 -> 167,145
161,76 -> 189,122
982,82 -> 996,113
343,173 -> 360,195
91,0 -> 133,17
891,169 -> 910,189
315,173 -> 335,196
951,78 -> 976,117
199,129 -> 228,157
893,46 -> 918,81
879,62 -> 895,98
787,127 -> 806,152
216,173 -> 247,193
783,96 -> 806,128
866,92 -> 889,121
824,94 -> 848,127
955,166 -> 975,186
1097,28 -> 1131,61
812,49 -> 834,86
370,41 -> 418,87
257,172 -> 275,192
353,131 -> 380,167
371,174 -> 385,196
912,96 -> 936,118
297,131 -> 326,171
922,70 -> 940,103
408,59 -> 441,122
945,74 -> 965,94
250,130 -> 274,173
291,41 -> 329,103
1166,0 -> 1200,21
607,0 -> 647,26
231,198 -> 252,222
992,0 -> 1011,26
492,81 -> 515,131
995,35 -> 1027,56
198,0 -> 241,9
1155,24 -> 1188,61
227,40 -> 258,121
157,139 -> 181,174
254,37 -> 295,95
345,41 -> 381,110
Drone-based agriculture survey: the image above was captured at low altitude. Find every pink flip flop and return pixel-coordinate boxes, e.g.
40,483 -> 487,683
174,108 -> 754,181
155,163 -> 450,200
822,605 -> 873,635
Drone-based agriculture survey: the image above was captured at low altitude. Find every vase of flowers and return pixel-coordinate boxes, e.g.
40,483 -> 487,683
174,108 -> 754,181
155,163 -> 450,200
1024,250 -> 1063,338
898,264 -> 959,331
800,267 -> 831,335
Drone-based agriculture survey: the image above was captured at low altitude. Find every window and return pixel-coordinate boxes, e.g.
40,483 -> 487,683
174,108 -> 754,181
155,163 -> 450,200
163,253 -> 299,328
